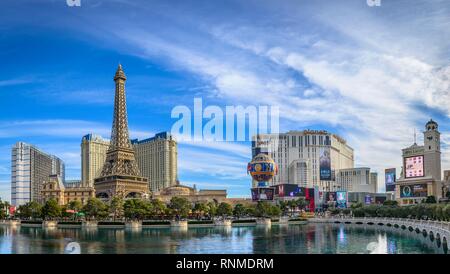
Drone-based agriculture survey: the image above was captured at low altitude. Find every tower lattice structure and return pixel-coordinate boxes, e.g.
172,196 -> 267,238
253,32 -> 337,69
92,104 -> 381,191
94,65 -> 149,200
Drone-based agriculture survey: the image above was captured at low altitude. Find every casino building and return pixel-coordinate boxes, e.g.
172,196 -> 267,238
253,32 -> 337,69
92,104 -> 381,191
395,120 -> 444,205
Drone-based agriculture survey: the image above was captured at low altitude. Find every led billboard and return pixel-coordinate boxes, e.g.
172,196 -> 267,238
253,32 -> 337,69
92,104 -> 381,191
319,147 -> 332,181
385,168 -> 396,192
276,184 -> 305,197
400,184 -> 428,198
336,191 -> 347,208
251,188 -> 275,201
325,192 -> 336,203
404,156 -> 424,178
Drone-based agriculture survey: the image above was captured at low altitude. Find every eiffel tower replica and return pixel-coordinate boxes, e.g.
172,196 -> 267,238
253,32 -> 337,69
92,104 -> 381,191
94,64 -> 149,200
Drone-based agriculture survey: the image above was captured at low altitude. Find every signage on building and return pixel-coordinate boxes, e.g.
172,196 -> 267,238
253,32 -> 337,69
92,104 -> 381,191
400,184 -> 428,198
404,156 -> 424,178
319,147 -> 332,181
251,188 -> 274,201
365,195 -> 372,205
336,191 -> 347,208
326,192 -> 336,203
9,206 -> 16,216
276,184 -> 305,197
385,168 -> 396,192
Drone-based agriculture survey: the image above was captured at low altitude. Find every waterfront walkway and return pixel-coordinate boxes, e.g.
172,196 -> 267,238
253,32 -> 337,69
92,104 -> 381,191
311,217 -> 450,247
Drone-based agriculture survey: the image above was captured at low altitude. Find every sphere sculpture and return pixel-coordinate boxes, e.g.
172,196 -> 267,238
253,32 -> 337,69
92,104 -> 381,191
247,153 -> 278,187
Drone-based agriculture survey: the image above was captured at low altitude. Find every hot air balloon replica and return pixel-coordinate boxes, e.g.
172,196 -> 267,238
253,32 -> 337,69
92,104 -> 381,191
247,153 -> 278,187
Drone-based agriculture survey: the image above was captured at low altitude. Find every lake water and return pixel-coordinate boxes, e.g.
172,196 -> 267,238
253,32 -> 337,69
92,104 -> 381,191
0,223 -> 446,254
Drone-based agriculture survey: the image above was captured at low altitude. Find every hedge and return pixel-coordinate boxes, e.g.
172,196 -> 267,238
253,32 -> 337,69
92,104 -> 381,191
232,219 -> 257,224
188,220 -> 214,225
21,220 -> 43,224
97,221 -> 125,226
352,204 -> 450,221
142,221 -> 171,225
288,218 -> 308,222
57,221 -> 82,225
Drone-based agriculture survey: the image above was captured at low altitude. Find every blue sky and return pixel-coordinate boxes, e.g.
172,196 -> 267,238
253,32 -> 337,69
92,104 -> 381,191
1,0 -> 450,201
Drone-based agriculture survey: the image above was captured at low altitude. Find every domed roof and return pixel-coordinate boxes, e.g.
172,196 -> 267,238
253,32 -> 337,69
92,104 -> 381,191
426,119 -> 438,130
160,184 -> 194,196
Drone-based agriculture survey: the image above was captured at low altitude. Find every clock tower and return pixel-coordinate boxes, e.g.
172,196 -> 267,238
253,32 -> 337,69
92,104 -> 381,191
424,119 -> 441,181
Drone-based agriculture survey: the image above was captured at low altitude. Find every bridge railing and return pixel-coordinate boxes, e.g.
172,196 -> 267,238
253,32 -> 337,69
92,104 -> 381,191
321,217 -> 450,234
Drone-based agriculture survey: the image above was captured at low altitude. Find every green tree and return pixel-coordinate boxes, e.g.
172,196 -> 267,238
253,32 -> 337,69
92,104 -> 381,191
245,204 -> 256,217
17,201 -> 42,219
233,204 -> 246,219
255,201 -> 272,218
151,199 -> 167,217
0,200 -> 6,219
123,199 -> 152,220
216,202 -> 233,218
110,196 -> 124,221
67,200 -> 83,212
192,202 -> 208,218
41,199 -> 61,220
206,201 -> 217,219
269,205 -> 282,217
425,196 -> 437,204
443,204 -> 450,221
83,198 -> 109,220
169,197 -> 191,219
295,198 -> 308,212
278,201 -> 289,215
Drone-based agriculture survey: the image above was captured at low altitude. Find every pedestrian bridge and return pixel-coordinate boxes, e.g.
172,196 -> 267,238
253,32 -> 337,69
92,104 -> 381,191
311,217 -> 449,251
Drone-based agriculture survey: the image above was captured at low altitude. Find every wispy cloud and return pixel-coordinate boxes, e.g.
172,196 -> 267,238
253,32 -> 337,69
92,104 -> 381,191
2,0 -> 450,196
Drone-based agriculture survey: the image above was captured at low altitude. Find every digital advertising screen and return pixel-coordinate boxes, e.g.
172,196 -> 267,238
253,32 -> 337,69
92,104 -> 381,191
404,156 -> 424,178
251,188 -> 275,201
276,184 -> 305,197
385,168 -> 396,192
365,195 -> 372,205
400,184 -> 428,198
325,192 -> 336,203
336,191 -> 347,208
319,147 -> 332,181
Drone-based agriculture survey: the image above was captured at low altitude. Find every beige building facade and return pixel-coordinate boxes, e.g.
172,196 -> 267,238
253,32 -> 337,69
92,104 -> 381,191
41,175 -> 95,205
81,132 -> 178,194
336,167 -> 378,193
132,132 -> 178,193
81,134 -> 110,187
153,183 -> 227,204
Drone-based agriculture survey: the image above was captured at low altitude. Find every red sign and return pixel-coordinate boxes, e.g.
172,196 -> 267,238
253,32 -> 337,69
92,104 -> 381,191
9,206 -> 16,216
65,209 -> 77,214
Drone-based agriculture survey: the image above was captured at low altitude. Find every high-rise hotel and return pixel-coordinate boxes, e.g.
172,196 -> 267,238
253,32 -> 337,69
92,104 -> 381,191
11,142 -> 65,206
132,132 -> 178,193
81,132 -> 178,193
81,134 -> 110,187
252,130 -> 354,190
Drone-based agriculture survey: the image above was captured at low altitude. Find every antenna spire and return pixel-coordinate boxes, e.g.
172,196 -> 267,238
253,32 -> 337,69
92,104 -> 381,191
414,128 -> 417,144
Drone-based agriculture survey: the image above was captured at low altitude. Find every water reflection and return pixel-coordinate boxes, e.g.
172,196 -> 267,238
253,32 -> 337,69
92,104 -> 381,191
0,224 -> 444,254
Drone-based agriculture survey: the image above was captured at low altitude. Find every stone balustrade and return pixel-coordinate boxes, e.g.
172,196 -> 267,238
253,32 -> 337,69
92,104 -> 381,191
310,217 -> 449,246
